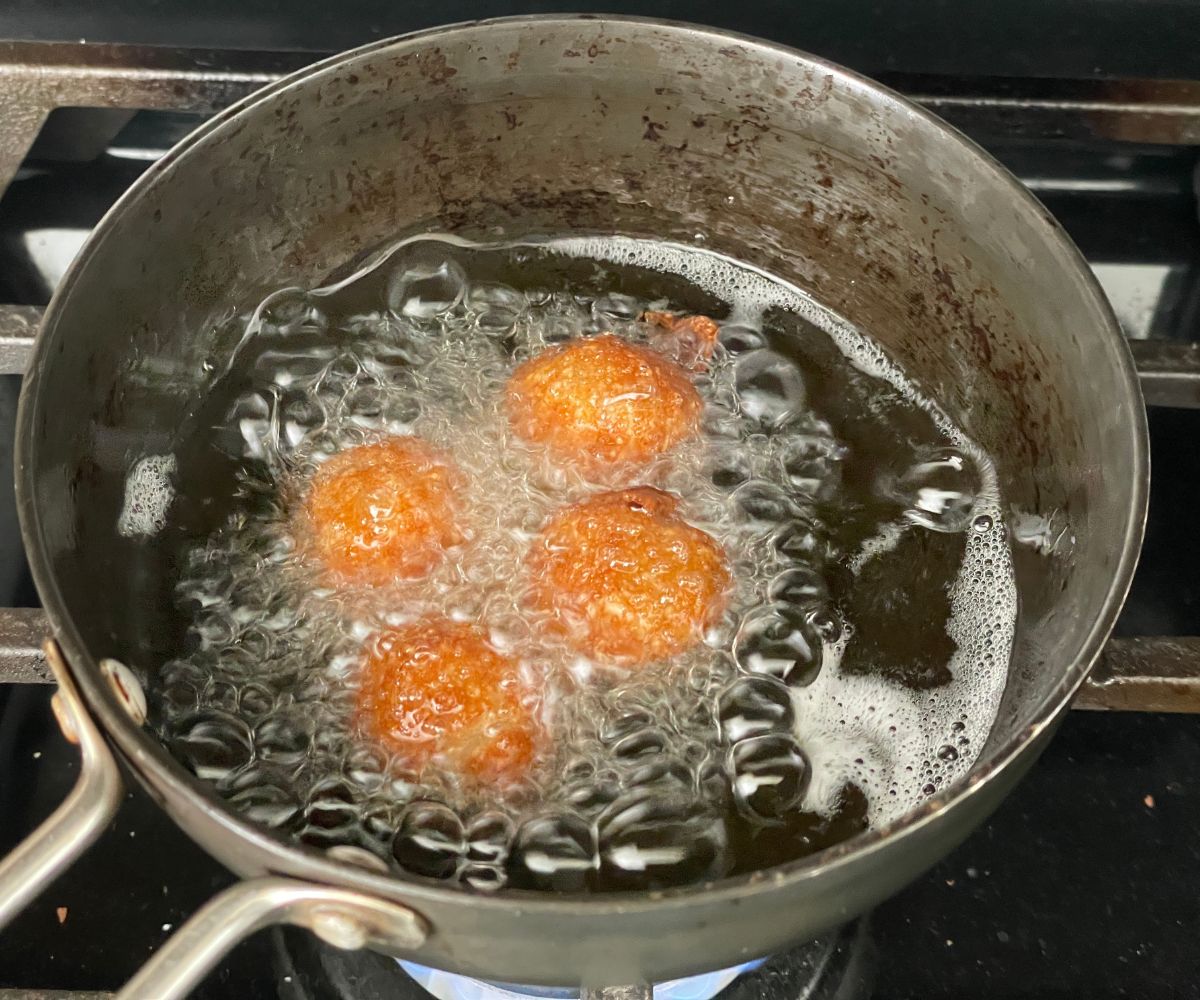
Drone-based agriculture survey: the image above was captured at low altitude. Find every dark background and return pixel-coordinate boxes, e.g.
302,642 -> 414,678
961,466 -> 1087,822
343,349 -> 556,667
0,0 -> 1198,80
0,2 -> 1198,997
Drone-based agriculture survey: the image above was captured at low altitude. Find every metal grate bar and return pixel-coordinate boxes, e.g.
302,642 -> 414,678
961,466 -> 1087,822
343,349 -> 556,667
0,607 -> 53,683
1129,340 -> 1200,409
0,991 -> 115,1000
886,73 -> 1200,144
7,304 -> 1200,405
1074,637 -> 1200,712
0,606 -> 1196,713
0,305 -> 44,375
0,41 -> 311,195
0,41 -> 1199,198
2,305 -> 1198,403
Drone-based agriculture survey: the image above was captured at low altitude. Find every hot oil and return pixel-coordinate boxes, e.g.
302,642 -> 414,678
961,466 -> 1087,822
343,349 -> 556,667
145,234 -> 1016,892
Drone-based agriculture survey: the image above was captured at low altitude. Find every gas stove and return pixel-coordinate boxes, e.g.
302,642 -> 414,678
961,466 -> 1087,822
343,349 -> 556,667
0,8 -> 1198,999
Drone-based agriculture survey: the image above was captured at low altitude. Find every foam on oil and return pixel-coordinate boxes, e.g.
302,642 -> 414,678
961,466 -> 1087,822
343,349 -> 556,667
118,454 -> 177,537
549,236 -> 1014,826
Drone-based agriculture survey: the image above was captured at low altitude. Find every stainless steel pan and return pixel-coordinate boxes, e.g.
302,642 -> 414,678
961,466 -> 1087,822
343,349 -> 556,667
0,16 -> 1147,998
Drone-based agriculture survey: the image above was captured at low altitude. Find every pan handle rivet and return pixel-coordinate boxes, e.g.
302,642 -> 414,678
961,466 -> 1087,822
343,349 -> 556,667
49,691 -> 80,744
310,909 -> 369,950
100,658 -> 148,725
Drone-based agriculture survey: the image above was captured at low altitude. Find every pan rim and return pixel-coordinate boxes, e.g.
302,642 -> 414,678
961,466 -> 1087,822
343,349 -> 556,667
14,11 -> 1149,920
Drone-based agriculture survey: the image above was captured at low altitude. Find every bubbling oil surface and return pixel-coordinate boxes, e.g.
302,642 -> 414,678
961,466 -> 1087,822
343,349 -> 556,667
146,234 -> 1016,892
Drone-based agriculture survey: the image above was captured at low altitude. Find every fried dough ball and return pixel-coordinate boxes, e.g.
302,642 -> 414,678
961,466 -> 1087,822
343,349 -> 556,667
526,487 -> 730,665
505,334 -> 702,473
301,437 -> 461,586
355,617 -> 536,782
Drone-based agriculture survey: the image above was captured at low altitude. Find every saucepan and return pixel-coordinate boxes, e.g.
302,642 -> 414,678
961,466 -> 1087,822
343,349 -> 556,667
0,15 -> 1146,998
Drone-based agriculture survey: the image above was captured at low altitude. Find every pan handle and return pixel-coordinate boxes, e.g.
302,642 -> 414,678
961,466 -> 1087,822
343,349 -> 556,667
0,636 -> 429,998
118,876 -> 428,1000
0,639 -> 123,931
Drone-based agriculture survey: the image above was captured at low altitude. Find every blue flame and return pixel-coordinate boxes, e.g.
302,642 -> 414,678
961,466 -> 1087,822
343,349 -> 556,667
398,959 -> 765,999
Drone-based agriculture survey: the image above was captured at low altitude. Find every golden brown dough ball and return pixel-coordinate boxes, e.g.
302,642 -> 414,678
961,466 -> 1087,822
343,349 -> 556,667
505,334 -> 702,473
355,617 -> 536,783
525,487 -> 730,665
301,437 -> 461,586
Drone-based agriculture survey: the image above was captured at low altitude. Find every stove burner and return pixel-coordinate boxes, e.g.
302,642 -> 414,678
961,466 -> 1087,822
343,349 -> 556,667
396,958 -> 764,999
270,920 -> 873,1000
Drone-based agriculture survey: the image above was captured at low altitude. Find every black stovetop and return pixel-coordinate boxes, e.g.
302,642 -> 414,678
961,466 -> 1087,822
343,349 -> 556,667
3,685 -> 1200,998
0,7 -> 1199,998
